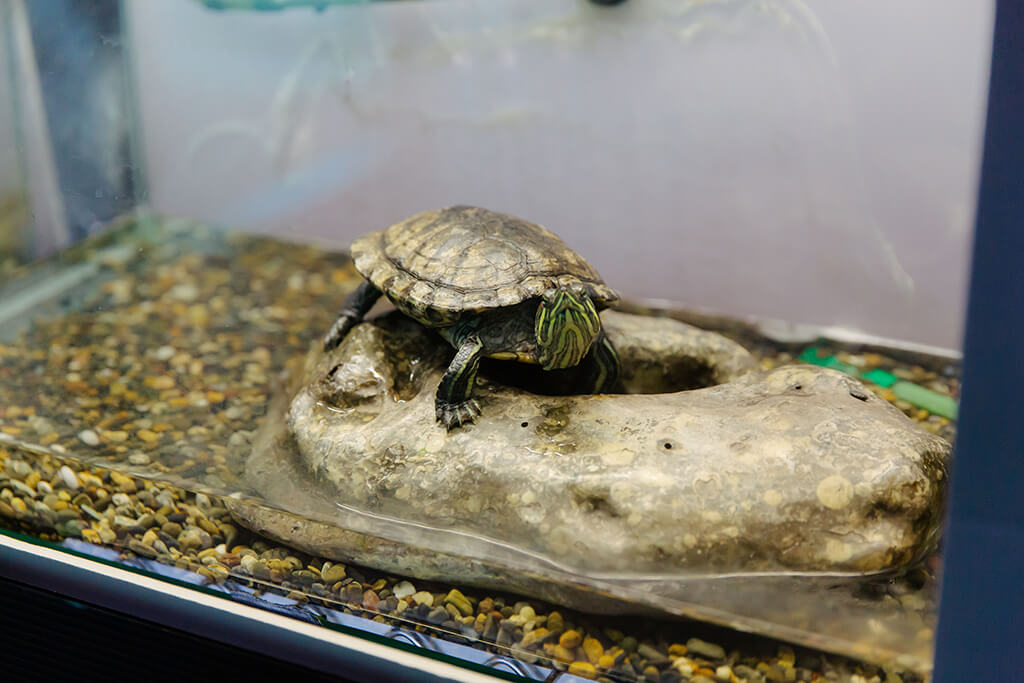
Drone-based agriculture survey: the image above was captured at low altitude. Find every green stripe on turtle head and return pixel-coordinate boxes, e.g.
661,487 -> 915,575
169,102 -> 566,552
535,286 -> 601,370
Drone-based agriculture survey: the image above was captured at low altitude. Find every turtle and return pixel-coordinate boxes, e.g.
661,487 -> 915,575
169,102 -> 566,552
323,205 -> 622,430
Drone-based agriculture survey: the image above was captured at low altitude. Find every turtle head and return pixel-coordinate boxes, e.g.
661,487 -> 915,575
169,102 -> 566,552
535,285 -> 601,370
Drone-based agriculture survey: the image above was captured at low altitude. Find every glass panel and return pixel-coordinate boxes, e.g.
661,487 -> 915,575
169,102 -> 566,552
0,1 -> 990,681
0,2 -> 31,272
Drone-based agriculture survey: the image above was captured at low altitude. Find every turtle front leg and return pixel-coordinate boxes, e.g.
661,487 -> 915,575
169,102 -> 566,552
436,334 -> 485,430
323,279 -> 382,350
575,328 -> 621,394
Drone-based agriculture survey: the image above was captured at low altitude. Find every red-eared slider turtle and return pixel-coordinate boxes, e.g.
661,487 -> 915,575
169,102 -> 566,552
323,205 -> 621,429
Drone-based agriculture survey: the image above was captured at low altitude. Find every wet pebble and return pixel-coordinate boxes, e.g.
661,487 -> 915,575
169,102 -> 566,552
128,539 -> 158,559
56,519 -> 85,538
638,643 -> 669,665
128,453 -> 151,466
58,466 -> 81,490
582,637 -> 604,664
567,661 -> 596,678
362,590 -> 380,611
77,430 -> 100,447
11,479 -> 36,499
686,638 -> 726,661
444,589 -> 473,617
411,590 -> 434,607
321,563 -> 347,585
96,525 -> 117,544
559,629 -> 582,649
342,583 -> 364,603
392,580 -> 415,599
177,527 -> 204,550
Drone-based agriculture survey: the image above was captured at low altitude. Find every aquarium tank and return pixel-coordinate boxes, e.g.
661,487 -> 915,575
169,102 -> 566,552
0,1 -> 995,682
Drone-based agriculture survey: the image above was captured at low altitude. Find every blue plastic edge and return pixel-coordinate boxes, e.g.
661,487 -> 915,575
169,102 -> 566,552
932,1 -> 1024,680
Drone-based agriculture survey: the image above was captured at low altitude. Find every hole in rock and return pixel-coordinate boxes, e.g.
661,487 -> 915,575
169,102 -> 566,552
477,354 -> 719,396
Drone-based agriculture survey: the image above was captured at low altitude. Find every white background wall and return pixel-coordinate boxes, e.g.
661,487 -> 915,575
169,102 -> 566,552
126,0 -> 993,350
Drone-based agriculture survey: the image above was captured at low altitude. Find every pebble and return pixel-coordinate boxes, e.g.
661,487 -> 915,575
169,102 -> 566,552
444,589 -> 473,617
362,590 -> 380,611
734,664 -> 761,679
113,514 -> 141,531
77,430 -> 100,446
392,580 -> 415,599
161,521 -> 183,537
128,453 -> 151,465
58,466 -> 81,490
546,611 -> 564,634
411,591 -> 434,607
638,643 -> 669,664
56,519 -> 84,538
426,606 -> 448,625
128,539 -> 158,559
136,429 -> 159,443
568,661 -> 596,679
559,629 -> 582,649
198,518 -> 219,536
225,431 -> 248,448
686,638 -> 726,660
342,583 -> 364,603
11,479 -> 36,499
149,376 -> 176,390
581,636 -> 604,664
674,658 -> 695,677
96,525 -> 116,544
219,523 -> 238,547
109,471 -> 136,492
520,627 -> 551,648
178,527 -> 204,550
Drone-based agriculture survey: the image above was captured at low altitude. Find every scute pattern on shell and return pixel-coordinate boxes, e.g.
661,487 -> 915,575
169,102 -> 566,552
351,206 -> 618,319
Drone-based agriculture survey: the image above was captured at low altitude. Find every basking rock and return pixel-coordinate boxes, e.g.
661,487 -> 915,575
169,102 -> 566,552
229,310 -> 949,603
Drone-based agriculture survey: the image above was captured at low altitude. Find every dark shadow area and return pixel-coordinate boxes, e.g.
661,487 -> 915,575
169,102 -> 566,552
0,577 -> 360,682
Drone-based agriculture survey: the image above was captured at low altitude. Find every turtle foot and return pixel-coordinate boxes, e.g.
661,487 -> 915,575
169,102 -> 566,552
435,398 -> 481,430
323,315 -> 357,351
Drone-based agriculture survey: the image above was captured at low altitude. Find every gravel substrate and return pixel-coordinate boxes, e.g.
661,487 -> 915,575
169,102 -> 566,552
0,217 -> 956,682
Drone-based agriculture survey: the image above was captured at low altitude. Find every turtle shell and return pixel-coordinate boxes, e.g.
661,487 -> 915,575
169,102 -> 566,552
351,206 -> 619,324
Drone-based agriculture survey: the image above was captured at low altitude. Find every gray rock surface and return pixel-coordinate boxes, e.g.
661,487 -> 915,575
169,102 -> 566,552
230,310 -> 948,585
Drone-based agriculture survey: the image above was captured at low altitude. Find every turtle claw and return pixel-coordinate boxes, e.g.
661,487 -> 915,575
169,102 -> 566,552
435,398 -> 482,430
